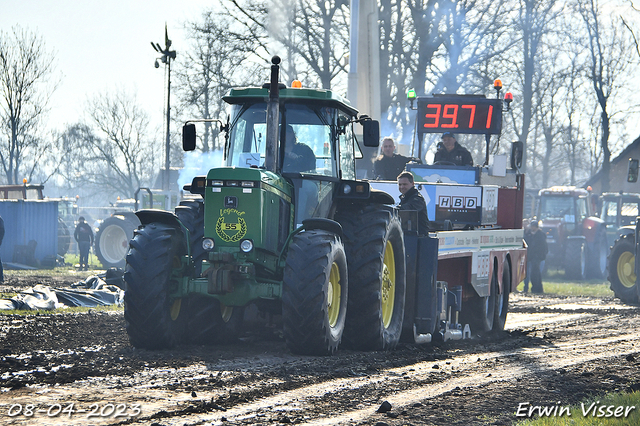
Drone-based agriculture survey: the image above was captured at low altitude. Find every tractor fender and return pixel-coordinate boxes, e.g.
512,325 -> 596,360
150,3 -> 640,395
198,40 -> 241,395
136,209 -> 183,230
302,218 -> 343,238
582,216 -> 605,243
617,225 -> 634,238
369,189 -> 395,205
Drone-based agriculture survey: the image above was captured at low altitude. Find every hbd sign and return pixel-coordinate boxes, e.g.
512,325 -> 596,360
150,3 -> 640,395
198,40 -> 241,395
435,186 -> 482,224
438,196 -> 477,209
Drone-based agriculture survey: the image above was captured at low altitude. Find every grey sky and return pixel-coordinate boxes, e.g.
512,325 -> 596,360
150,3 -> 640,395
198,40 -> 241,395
1,0 -> 211,133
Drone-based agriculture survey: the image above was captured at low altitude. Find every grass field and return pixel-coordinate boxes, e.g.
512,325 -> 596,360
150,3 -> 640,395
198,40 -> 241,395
516,269 -> 614,298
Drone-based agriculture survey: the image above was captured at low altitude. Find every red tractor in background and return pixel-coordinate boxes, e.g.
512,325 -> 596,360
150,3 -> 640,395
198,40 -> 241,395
537,186 -> 608,280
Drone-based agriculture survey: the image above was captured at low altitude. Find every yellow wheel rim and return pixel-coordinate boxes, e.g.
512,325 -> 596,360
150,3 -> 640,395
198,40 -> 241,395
327,262 -> 341,327
381,240 -> 396,328
170,298 -> 182,321
617,251 -> 636,288
220,302 -> 233,323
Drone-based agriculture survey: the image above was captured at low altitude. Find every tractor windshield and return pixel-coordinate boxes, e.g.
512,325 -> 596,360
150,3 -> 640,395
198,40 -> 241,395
539,196 -> 575,221
225,103 -> 338,178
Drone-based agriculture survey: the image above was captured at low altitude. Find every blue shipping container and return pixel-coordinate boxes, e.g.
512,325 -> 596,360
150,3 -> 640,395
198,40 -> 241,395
0,200 -> 58,265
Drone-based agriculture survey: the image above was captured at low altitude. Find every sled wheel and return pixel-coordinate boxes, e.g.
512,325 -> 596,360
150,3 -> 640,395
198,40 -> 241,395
124,223 -> 187,349
282,230 -> 348,355
493,260 -> 511,332
462,263 -> 497,335
337,206 -> 406,351
608,234 -> 638,303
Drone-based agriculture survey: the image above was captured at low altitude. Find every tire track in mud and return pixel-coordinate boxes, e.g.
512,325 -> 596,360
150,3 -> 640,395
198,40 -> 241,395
4,317 -> 638,426
124,332 -> 639,426
2,294 -> 639,426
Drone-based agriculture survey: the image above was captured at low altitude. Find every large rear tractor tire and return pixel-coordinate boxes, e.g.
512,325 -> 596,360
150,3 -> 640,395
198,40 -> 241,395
608,234 -> 638,303
493,260 -> 511,332
282,230 -> 348,355
461,264 -> 497,335
337,207 -> 406,351
586,229 -> 609,279
95,214 -> 140,269
564,238 -> 586,280
124,223 -> 187,349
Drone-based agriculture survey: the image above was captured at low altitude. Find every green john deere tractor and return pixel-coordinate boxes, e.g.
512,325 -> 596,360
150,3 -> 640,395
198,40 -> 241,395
124,57 -> 406,355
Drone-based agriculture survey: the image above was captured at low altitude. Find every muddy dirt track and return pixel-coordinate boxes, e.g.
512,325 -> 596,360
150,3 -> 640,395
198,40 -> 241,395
1,273 -> 640,426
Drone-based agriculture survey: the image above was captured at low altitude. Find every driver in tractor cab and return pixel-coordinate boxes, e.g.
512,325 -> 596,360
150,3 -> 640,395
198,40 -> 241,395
282,124 -> 318,223
282,124 -> 316,173
433,132 -> 473,166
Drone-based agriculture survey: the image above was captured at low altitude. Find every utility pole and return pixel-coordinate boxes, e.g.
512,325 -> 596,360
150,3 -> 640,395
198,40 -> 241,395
151,24 -> 177,191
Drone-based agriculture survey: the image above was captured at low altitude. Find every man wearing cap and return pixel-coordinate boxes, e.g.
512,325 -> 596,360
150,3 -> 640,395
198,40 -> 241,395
373,136 -> 412,180
74,216 -> 94,271
433,132 -> 473,166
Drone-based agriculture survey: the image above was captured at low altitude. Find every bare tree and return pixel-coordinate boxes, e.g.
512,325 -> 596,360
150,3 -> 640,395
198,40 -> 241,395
84,90 -> 157,197
0,26 -> 57,184
576,0 -> 635,192
504,0 -> 564,172
176,11 -> 265,152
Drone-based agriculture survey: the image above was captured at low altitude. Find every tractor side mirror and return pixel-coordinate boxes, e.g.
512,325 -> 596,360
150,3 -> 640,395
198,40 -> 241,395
511,141 -> 523,169
182,123 -> 197,152
628,158 -> 639,183
361,119 -> 380,147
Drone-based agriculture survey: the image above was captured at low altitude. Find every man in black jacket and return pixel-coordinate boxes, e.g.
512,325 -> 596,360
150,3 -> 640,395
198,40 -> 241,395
74,216 -> 94,271
524,220 -> 548,293
433,132 -> 473,166
0,214 -> 4,282
373,137 -> 412,180
282,124 -> 316,173
397,171 -> 430,236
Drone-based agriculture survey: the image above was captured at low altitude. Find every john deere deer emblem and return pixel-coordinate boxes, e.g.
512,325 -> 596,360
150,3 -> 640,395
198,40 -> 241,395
216,208 -> 247,242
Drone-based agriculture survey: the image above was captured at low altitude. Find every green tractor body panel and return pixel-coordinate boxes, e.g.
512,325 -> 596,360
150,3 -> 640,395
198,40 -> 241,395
204,167 -> 293,256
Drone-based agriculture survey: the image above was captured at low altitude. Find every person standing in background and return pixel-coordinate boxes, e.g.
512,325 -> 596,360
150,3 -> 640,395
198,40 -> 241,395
373,137 -> 412,180
524,220 -> 548,293
74,216 -> 94,271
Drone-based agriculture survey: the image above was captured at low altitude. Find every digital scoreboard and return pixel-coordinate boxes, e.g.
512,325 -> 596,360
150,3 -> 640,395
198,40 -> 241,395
416,96 -> 503,136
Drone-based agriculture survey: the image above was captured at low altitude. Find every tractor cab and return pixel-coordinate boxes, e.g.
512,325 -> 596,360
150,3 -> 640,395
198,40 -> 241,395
184,83 -> 379,227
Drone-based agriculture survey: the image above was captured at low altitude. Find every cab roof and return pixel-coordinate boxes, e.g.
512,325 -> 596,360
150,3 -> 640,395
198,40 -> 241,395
538,186 -> 589,197
222,86 -> 359,116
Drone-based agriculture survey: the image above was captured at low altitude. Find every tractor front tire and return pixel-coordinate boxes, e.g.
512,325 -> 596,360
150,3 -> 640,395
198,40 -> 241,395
282,230 -> 348,355
337,207 -> 406,351
124,223 -> 187,349
564,238 -> 586,280
586,229 -> 609,279
608,234 -> 638,303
